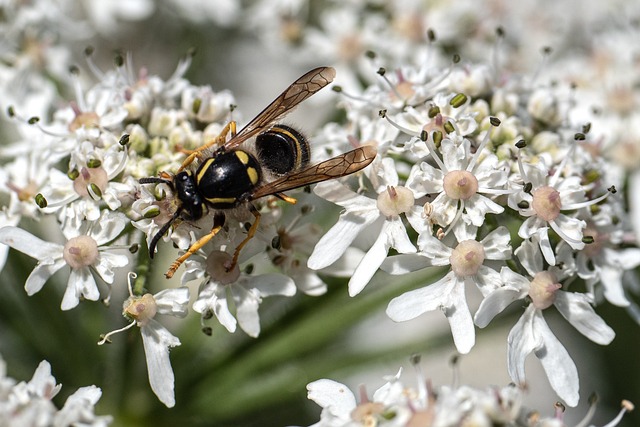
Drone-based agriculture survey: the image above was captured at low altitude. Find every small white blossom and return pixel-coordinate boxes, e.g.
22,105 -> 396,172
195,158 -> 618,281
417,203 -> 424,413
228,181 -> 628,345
308,157 -> 417,296
191,251 -> 296,337
384,223 -> 511,354
99,273 -> 189,408
0,210 -> 129,310
475,240 -> 615,406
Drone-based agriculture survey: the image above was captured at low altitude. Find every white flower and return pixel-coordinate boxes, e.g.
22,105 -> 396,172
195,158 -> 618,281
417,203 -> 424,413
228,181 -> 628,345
39,143 -> 130,220
0,210 -> 130,310
99,273 -> 190,408
508,148 -> 611,265
191,251 -> 296,337
575,209 -> 640,307
406,133 -> 509,231
384,223 -> 511,354
0,357 -> 112,426
474,239 -> 615,406
308,157 -> 417,296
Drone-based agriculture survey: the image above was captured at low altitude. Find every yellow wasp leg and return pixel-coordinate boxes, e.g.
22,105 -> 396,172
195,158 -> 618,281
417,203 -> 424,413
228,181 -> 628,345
228,205 -> 261,272
177,121 -> 238,172
165,214 -> 225,279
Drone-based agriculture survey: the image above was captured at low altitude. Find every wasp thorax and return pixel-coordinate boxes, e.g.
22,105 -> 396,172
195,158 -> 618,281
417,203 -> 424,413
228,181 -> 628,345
377,186 -> 414,218
531,185 -> 562,222
73,167 -> 108,200
124,294 -> 157,327
450,239 -> 485,277
63,235 -> 99,269
443,170 -> 478,200
529,271 -> 561,310
206,251 -> 240,285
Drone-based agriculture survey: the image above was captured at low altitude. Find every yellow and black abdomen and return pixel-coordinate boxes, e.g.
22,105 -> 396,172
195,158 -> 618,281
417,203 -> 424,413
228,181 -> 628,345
195,150 -> 262,209
256,124 -> 310,176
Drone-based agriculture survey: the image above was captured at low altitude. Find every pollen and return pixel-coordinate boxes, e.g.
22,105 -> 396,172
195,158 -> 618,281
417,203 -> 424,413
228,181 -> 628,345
376,185 -> 415,218
450,239 -> 485,277
443,170 -> 478,200
63,235 -> 99,269
531,185 -> 562,222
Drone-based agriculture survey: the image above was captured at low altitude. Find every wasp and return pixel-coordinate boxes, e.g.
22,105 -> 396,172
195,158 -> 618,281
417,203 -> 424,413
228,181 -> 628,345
139,66 -> 377,279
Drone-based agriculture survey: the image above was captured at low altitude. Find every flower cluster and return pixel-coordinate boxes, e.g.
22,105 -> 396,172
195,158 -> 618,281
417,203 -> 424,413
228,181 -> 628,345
305,359 -> 634,427
0,354 -> 112,426
0,0 -> 638,421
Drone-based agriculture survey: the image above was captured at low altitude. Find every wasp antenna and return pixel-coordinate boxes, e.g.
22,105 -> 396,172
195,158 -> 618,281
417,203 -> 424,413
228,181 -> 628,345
148,209 -> 182,258
139,177 -> 174,187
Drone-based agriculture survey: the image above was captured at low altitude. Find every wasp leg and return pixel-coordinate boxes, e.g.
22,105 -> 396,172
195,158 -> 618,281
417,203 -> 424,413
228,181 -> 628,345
165,213 -> 226,279
177,121 -> 238,172
273,192 -> 298,204
227,204 -> 261,272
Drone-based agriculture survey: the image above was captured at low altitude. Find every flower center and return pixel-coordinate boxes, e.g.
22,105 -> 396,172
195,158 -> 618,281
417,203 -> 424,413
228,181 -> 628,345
6,180 -> 39,202
69,111 -> 100,132
124,294 -> 157,327
442,170 -> 478,200
73,167 -> 108,199
206,251 -> 241,285
351,401 -> 385,424
531,185 -> 562,222
376,186 -> 415,218
528,271 -> 561,310
62,235 -> 99,269
449,239 -> 485,277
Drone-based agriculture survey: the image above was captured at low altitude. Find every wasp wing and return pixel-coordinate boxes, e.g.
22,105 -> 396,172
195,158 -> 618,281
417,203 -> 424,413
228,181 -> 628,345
250,145 -> 377,200
223,66 -> 336,150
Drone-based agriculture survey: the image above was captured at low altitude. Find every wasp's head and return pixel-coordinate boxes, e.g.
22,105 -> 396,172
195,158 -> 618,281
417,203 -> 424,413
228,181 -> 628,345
174,171 -> 205,221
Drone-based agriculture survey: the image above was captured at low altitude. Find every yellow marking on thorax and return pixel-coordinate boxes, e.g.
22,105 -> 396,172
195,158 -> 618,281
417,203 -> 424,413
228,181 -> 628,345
205,196 -> 237,205
247,167 -> 259,184
235,151 -> 250,164
196,158 -> 215,184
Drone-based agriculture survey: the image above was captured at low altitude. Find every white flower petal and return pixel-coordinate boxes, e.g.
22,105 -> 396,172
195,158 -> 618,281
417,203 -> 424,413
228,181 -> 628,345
597,265 -> 630,306
380,253 -> 430,275
531,310 -> 580,407
447,278 -> 475,354
480,226 -> 512,260
307,379 -> 356,419
463,194 -> 504,226
0,226 -> 62,261
234,286 -> 261,338
94,251 -> 129,284
518,216 -> 544,240
249,273 -> 296,297
602,247 -> 640,270
553,292 -> 615,345
515,239 -> 543,277
62,268 -> 100,310
91,211 -> 128,245
141,320 -> 180,408
308,210 -> 379,270
154,287 -> 190,317
386,272 -> 455,321
349,220 -> 416,296
550,214 -> 586,250
475,286 -> 525,328
507,306 -> 539,386
472,266 -> 504,296
25,259 -> 66,296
